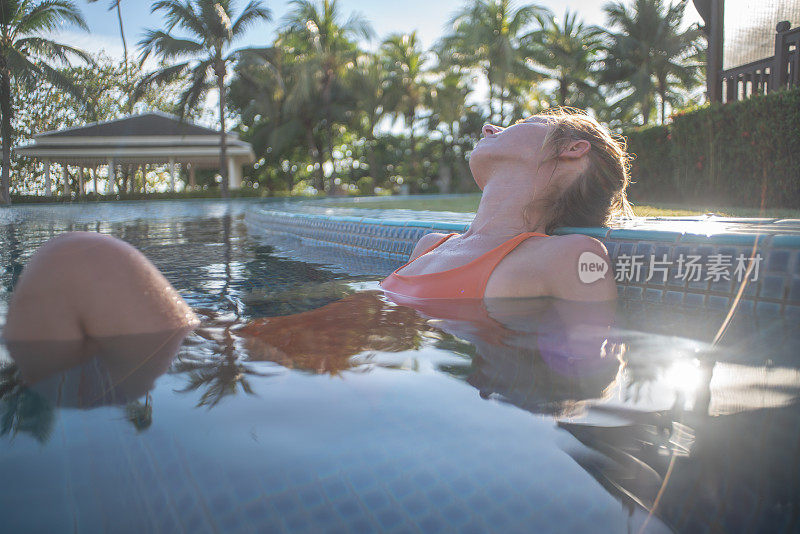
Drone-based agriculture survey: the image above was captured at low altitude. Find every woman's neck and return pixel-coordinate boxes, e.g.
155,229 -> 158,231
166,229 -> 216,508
463,178 -> 549,239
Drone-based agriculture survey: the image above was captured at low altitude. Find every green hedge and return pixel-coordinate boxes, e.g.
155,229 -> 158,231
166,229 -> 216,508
624,86 -> 800,208
624,124 -> 676,201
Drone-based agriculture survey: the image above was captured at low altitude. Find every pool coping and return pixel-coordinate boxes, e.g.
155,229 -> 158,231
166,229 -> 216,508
250,208 -> 800,248
246,208 -> 800,314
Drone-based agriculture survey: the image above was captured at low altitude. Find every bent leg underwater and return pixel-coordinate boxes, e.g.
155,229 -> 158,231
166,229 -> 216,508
3,232 -> 199,342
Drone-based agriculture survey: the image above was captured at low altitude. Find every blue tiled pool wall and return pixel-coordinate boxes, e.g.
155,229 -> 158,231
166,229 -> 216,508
245,209 -> 800,315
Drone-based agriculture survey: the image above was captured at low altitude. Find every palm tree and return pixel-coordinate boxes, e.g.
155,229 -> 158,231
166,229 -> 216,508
87,0 -> 134,112
600,0 -> 704,125
438,0 -> 547,126
424,64 -> 471,191
381,32 -> 428,180
137,0 -> 272,198
280,0 -> 373,192
174,349 -> 275,408
347,52 -> 387,184
524,11 -> 604,107
0,0 -> 92,204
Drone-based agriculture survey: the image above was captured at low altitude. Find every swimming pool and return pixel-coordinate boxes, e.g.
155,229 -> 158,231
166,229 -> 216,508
1,199 -> 799,533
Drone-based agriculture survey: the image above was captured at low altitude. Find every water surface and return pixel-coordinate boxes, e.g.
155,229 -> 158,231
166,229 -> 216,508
1,200 -> 798,533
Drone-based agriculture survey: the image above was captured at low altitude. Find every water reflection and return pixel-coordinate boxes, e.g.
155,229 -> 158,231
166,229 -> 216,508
236,291 -> 623,417
174,322 -> 278,408
237,291 -> 428,374
0,327 -> 191,440
231,290 -> 800,531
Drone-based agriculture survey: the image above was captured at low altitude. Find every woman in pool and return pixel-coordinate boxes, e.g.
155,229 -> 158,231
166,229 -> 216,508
3,108 -> 631,344
381,107 -> 633,302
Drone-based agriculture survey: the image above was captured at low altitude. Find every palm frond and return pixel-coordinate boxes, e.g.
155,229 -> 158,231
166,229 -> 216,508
151,0 -> 205,36
16,37 -> 94,66
197,0 -> 232,41
16,0 -> 89,35
230,0 -> 272,37
4,47 -> 87,114
133,61 -> 191,101
138,29 -> 204,62
341,11 -> 374,42
175,60 -> 214,118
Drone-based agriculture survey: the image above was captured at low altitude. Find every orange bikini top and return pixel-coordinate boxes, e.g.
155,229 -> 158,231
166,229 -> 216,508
380,232 -> 549,299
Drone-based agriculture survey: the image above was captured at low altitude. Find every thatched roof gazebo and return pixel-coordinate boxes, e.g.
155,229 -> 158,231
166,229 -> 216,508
15,112 -> 255,196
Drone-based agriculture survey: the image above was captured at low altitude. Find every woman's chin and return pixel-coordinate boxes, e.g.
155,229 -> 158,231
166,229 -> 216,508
468,152 -> 490,189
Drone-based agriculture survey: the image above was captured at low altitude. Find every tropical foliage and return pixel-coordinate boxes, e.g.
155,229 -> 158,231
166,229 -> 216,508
600,0 -> 704,125
136,0 -> 273,198
625,86 -> 800,208
523,10 -> 604,108
11,53 -> 189,195
5,0 -> 708,201
0,0 -> 93,204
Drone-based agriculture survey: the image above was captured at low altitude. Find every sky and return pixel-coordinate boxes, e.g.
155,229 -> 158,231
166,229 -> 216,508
56,0 -> 703,62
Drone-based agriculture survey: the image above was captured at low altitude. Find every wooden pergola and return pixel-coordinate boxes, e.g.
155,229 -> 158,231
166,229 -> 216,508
15,112 -> 255,196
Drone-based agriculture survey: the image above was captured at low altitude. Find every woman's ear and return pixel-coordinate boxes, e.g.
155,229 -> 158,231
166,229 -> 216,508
559,139 -> 591,160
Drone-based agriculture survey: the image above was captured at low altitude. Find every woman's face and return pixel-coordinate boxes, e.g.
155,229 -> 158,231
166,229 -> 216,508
468,117 -> 552,189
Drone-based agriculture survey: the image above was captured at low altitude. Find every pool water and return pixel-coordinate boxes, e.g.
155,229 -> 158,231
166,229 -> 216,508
1,200 -> 799,533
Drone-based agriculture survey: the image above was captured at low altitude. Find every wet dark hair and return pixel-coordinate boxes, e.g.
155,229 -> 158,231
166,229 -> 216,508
523,107 -> 635,234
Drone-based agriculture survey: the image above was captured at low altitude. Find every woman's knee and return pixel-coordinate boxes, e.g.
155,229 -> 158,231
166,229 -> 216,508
4,232 -> 198,341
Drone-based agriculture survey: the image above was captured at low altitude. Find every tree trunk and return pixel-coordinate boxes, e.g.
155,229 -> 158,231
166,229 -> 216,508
366,130 -> 382,185
114,1 -> 134,115
306,126 -> 324,192
487,79 -> 495,124
217,69 -> 229,199
0,64 -> 13,205
559,78 -> 568,107
322,70 -> 334,193
641,97 -> 652,126
408,111 -> 418,184
499,83 -> 506,126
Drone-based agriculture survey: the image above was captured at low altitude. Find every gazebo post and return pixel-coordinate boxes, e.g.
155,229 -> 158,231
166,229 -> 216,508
228,157 -> 241,190
92,166 -> 98,195
106,158 -> 116,194
62,165 -> 71,197
44,158 -> 52,196
189,163 -> 196,190
78,167 -> 85,198
169,157 -> 176,192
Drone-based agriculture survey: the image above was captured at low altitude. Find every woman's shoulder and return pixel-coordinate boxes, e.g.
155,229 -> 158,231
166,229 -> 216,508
513,232 -> 616,301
